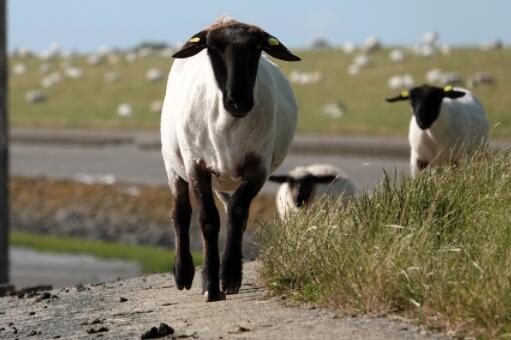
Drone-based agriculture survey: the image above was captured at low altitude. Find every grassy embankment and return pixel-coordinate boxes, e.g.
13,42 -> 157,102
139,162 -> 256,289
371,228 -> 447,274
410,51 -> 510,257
9,48 -> 511,138
261,150 -> 511,338
11,231 -> 201,274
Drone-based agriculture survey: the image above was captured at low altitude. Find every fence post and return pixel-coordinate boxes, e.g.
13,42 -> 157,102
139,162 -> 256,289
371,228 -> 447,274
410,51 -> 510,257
0,0 -> 9,284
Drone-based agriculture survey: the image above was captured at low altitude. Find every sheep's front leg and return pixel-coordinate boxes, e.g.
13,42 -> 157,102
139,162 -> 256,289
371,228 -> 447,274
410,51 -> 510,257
221,157 -> 266,295
170,174 -> 194,290
190,162 -> 225,302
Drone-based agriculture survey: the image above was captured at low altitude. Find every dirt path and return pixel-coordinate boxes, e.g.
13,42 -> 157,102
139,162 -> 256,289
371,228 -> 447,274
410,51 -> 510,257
0,262 -> 446,339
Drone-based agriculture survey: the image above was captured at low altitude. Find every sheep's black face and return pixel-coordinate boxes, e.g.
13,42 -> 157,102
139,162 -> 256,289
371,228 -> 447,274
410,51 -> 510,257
409,86 -> 445,130
207,27 -> 263,117
172,21 -> 300,118
385,84 -> 467,130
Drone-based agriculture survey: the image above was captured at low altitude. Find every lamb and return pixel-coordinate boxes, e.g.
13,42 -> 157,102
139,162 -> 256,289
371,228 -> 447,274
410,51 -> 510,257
269,164 -> 356,220
386,84 -> 489,177
160,17 -> 300,302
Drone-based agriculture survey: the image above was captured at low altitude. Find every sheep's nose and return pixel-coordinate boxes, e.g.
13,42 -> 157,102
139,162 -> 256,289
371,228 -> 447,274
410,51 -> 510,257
225,96 -> 239,110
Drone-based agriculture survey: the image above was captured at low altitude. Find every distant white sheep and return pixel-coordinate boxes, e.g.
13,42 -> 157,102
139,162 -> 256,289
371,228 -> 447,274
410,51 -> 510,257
289,70 -> 321,85
117,103 -> 134,117
64,67 -> 83,80
389,49 -> 405,62
104,71 -> 121,83
146,68 -> 164,83
387,74 -> 415,90
41,72 -> 62,88
386,85 -> 489,177
12,63 -> 27,75
87,54 -> 104,66
269,164 -> 356,220
342,42 -> 356,54
468,72 -> 495,88
361,36 -> 381,53
25,90 -> 47,103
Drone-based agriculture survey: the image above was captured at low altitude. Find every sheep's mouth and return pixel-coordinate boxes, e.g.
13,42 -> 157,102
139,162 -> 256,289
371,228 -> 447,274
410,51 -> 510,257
223,97 -> 254,117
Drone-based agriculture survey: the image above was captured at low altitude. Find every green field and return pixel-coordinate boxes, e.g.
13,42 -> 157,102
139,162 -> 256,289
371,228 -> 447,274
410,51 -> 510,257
9,48 -> 511,137
11,231 -> 202,273
260,150 -> 511,338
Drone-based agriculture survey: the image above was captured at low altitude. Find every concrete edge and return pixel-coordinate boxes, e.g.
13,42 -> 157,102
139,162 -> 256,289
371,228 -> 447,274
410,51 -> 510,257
9,128 -> 510,158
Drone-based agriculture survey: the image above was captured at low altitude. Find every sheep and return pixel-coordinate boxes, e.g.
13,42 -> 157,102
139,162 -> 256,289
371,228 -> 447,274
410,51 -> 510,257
342,42 -> 356,54
25,90 -> 47,103
104,71 -> 121,83
12,63 -> 27,76
389,49 -> 405,63
322,102 -> 345,119
150,100 -> 163,113
146,68 -> 164,83
117,103 -> 134,117
289,70 -> 321,85
385,84 -> 489,177
269,164 -> 356,220
161,17 -> 300,301
388,74 -> 415,90
64,66 -> 83,80
468,72 -> 495,88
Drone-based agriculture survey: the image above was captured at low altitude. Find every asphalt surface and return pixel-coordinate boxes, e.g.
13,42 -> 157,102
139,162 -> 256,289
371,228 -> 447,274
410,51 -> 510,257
10,143 -> 410,194
10,247 -> 141,289
0,262 -> 445,339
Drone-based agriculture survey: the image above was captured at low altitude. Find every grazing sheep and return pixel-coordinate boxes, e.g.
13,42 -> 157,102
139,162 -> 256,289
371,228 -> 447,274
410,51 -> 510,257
481,39 -> 503,51
289,70 -> 321,85
361,36 -> 381,53
468,72 -> 495,88
12,63 -> 27,75
389,49 -> 405,62
342,42 -> 355,54
161,17 -> 300,301
146,68 -> 164,83
388,74 -> 415,90
104,71 -> 121,83
25,90 -> 47,103
150,100 -> 163,113
117,103 -> 134,117
322,102 -> 345,118
64,67 -> 83,80
41,72 -> 62,88
87,54 -> 104,66
269,164 -> 356,220
386,85 -> 489,177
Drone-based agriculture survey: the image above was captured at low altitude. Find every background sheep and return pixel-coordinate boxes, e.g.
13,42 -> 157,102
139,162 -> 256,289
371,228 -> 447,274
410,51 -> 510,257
386,85 -> 489,177
269,164 -> 356,220
161,17 -> 300,301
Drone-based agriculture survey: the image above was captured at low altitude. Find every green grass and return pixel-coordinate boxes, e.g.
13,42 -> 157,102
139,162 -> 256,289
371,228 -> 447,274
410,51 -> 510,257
9,48 -> 511,138
10,231 -> 202,274
260,150 -> 511,338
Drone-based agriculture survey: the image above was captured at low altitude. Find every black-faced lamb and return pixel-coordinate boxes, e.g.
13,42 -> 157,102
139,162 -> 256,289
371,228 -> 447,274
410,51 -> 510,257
269,164 -> 356,220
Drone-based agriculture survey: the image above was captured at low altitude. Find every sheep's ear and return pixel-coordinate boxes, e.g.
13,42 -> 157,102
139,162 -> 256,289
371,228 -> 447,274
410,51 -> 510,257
268,175 -> 290,183
313,175 -> 338,183
444,89 -> 466,99
172,30 -> 208,59
262,34 -> 301,62
385,90 -> 410,103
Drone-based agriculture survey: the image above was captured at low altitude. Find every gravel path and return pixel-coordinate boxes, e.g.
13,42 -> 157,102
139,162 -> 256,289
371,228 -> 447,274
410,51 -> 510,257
0,262 -> 446,339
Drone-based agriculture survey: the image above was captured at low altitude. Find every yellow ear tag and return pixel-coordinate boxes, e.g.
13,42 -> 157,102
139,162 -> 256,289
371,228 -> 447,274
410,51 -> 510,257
400,90 -> 409,98
444,85 -> 453,92
268,37 -> 280,46
188,37 -> 200,43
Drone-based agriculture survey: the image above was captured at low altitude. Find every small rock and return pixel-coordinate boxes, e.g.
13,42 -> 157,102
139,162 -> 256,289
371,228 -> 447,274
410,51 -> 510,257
87,327 -> 109,334
141,323 -> 175,339
229,326 -> 250,334
75,283 -> 88,292
53,336 -> 61,339
35,292 -> 51,302
28,330 -> 38,336
29,311 -> 35,316
119,297 -> 128,302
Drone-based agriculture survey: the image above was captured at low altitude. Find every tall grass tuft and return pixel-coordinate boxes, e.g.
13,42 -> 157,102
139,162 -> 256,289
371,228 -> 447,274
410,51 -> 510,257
260,150 -> 511,337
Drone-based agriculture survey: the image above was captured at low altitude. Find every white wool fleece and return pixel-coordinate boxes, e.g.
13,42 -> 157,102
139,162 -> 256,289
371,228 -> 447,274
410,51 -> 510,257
161,50 -> 298,193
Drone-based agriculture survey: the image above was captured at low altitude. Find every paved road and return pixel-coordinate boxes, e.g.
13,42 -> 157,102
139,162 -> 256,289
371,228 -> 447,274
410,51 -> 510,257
10,143 -> 409,193
10,247 -> 141,288
0,262 -> 444,339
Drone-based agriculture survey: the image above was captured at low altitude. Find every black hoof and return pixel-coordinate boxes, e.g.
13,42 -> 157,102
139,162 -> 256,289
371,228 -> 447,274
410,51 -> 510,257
220,259 -> 243,295
204,290 -> 226,302
173,254 -> 195,290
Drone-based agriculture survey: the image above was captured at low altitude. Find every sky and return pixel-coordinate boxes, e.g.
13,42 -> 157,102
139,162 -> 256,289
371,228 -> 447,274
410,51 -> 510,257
9,0 -> 510,52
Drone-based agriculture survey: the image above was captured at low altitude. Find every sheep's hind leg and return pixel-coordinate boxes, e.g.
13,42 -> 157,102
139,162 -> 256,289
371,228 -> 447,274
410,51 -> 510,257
170,174 -> 195,290
221,157 -> 266,295
190,162 -> 225,302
